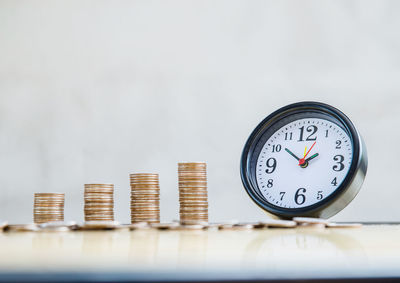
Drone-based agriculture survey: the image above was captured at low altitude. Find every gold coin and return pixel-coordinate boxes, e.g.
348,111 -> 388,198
128,222 -> 150,229
292,217 -> 329,225
326,222 -> 362,228
259,219 -> 297,228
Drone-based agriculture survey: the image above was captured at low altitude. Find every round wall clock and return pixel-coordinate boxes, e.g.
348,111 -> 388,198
240,102 -> 368,219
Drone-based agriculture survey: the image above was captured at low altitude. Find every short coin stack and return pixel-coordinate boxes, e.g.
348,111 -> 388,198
33,193 -> 65,224
84,184 -> 114,221
130,173 -> 160,224
178,162 -> 208,224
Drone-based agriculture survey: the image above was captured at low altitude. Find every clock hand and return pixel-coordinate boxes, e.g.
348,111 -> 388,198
299,141 -> 316,166
285,148 -> 300,161
305,153 -> 319,163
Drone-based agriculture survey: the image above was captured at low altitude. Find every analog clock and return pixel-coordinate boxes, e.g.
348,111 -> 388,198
240,102 -> 367,218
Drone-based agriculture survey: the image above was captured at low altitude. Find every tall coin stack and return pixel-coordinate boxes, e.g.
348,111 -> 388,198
84,184 -> 114,221
178,162 -> 208,224
130,173 -> 160,224
33,193 -> 65,224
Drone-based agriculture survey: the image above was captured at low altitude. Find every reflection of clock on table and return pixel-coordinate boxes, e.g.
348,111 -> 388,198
240,102 -> 368,219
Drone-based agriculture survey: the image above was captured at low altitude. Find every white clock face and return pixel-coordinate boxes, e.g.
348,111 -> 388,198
256,118 -> 353,209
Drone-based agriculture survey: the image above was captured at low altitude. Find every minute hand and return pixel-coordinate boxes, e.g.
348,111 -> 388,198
305,153 -> 319,162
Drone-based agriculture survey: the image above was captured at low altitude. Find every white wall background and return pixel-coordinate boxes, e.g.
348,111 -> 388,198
0,0 -> 399,223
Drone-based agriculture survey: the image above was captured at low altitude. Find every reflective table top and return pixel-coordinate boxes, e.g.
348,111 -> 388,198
0,224 -> 398,282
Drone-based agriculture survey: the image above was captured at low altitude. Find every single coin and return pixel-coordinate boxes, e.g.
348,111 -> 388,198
232,223 -> 254,230
131,190 -> 160,194
0,221 -> 8,231
179,190 -> 208,194
131,213 -> 160,217
150,223 -> 180,230
179,204 -> 208,208
84,198 -> 113,201
130,173 -> 159,176
33,204 -> 64,207
128,222 -> 150,230
39,221 -> 77,228
179,200 -> 209,204
259,219 -> 297,228
177,224 -> 205,230
5,224 -> 39,232
84,212 -> 114,215
204,223 -> 218,230
131,212 -> 160,215
132,215 -> 160,219
180,212 -> 208,216
130,199 -> 160,203
293,217 -> 329,225
34,193 -> 65,196
179,180 -> 207,183
253,222 -> 267,229
84,193 -> 114,197
38,225 -> 70,232
131,220 -> 160,224
180,209 -> 208,213
298,223 -> 326,229
131,208 -> 160,212
179,195 -> 208,198
84,205 -> 114,209
84,183 -> 114,186
130,179 -> 159,182
326,222 -> 363,228
84,190 -> 113,194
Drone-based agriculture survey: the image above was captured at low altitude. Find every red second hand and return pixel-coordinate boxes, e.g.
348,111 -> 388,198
299,141 -> 316,165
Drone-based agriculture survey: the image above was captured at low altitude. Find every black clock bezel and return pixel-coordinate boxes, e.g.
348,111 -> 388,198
240,101 -> 361,218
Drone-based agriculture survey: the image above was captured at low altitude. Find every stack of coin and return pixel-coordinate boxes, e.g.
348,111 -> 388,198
130,173 -> 160,224
33,193 -> 65,224
178,162 -> 208,224
84,184 -> 114,221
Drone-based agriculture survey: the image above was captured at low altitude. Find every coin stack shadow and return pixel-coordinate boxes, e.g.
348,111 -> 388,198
84,184 -> 114,221
178,162 -> 208,224
130,173 -> 160,224
33,193 -> 65,224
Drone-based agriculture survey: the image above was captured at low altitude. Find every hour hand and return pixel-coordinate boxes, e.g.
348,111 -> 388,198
305,153 -> 319,163
285,148 -> 300,161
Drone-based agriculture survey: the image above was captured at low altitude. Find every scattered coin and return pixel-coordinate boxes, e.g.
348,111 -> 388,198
292,217 -> 329,225
327,222 -> 363,228
38,221 -> 78,232
33,193 -> 65,224
151,223 -> 180,230
298,223 -> 326,229
176,224 -> 205,230
4,224 -> 39,232
218,221 -> 238,230
232,223 -> 254,230
178,162 -> 208,225
204,223 -> 220,230
253,222 -> 267,229
218,225 -> 234,230
84,184 -> 114,222
0,221 -> 7,232
128,222 -> 150,230
259,219 -> 297,228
